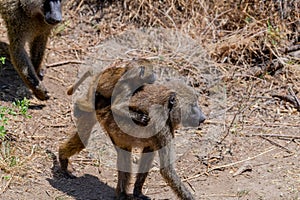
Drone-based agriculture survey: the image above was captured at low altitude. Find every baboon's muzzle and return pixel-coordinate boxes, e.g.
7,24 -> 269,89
45,0 -> 62,25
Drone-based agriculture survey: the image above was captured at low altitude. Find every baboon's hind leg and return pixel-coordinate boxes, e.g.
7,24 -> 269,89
115,147 -> 132,200
133,147 -> 154,200
58,132 -> 85,178
59,110 -> 96,178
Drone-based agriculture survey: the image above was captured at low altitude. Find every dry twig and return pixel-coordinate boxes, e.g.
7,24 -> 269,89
219,84 -> 254,143
246,134 -> 300,140
0,175 -> 13,195
208,147 -> 276,172
259,135 -> 294,154
46,60 -> 84,68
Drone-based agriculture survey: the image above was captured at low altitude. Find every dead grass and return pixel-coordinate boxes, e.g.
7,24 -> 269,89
67,0 -> 299,71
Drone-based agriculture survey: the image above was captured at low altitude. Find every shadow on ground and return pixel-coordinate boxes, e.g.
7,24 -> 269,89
47,150 -> 116,200
0,42 -> 33,102
47,174 -> 116,200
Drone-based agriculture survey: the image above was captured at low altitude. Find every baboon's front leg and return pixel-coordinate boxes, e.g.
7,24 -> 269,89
8,29 -> 49,100
158,143 -> 195,200
30,34 -> 49,80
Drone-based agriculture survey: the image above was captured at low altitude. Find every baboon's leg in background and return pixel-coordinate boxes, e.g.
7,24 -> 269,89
6,20 -> 50,100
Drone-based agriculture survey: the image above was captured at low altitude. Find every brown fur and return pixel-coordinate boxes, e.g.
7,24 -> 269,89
59,80 -> 206,200
0,0 -> 64,100
98,58 -> 156,98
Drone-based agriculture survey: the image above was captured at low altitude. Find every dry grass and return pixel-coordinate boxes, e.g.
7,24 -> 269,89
61,0 -> 300,93
67,0 -> 300,69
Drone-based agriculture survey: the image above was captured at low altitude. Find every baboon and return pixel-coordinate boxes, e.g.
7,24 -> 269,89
59,79 -> 206,200
0,0 -> 64,100
70,58 -> 156,112
59,59 -> 156,177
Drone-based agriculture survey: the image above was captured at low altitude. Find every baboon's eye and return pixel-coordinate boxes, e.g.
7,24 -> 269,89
139,66 -> 145,77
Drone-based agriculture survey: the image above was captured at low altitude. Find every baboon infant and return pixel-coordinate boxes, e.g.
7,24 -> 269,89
59,79 -> 206,200
69,58 -> 156,112
0,0 -> 64,100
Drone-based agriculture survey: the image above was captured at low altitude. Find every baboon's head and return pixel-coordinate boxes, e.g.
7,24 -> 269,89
167,81 -> 206,129
21,0 -> 63,25
121,59 -> 156,91
137,65 -> 156,84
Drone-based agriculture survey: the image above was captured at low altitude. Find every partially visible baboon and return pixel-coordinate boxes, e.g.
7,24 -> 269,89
0,0 -> 64,100
59,79 -> 206,200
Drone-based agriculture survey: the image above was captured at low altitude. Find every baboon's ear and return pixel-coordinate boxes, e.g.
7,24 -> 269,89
139,66 -> 145,77
168,92 -> 177,110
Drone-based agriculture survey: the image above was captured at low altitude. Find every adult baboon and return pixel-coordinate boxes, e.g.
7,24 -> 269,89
0,0 -> 64,100
59,79 -> 206,200
59,59 -> 156,177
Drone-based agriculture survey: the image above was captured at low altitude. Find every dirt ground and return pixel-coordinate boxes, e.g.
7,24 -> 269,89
0,1 -> 299,200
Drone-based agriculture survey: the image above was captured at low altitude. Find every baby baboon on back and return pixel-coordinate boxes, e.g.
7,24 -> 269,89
59,79 -> 206,200
0,0 -> 64,100
97,59 -> 156,99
